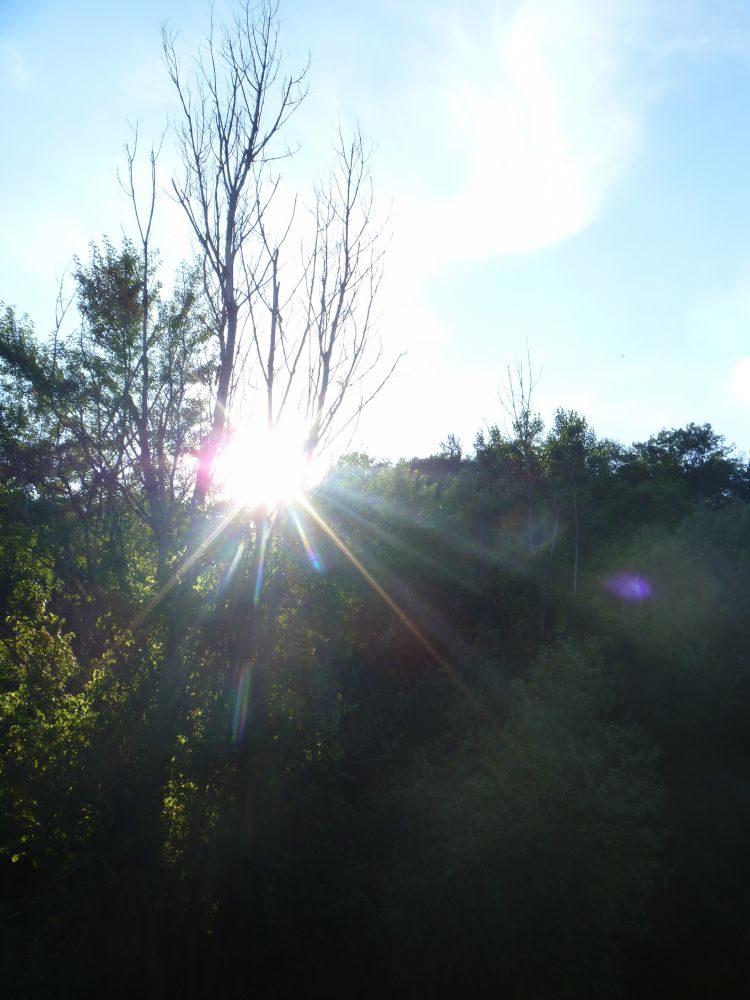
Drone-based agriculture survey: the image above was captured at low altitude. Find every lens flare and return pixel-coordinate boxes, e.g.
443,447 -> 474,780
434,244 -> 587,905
214,425 -> 312,511
604,572 -> 652,603
253,521 -> 270,606
131,502 -> 244,631
232,664 -> 251,743
219,539 -> 246,596
290,508 -> 324,573
298,496 -> 494,726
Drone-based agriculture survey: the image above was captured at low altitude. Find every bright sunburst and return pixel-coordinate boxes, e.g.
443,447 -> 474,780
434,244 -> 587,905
214,425 -> 313,511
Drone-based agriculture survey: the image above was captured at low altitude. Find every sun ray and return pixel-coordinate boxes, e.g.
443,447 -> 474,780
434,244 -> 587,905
219,539 -> 246,597
322,489 -> 474,593
131,501 -> 244,630
326,479 -> 524,574
253,520 -> 271,607
232,664 -> 251,743
129,460 -> 495,730
289,508 -> 325,573
214,424 -> 317,512
299,496 -> 494,724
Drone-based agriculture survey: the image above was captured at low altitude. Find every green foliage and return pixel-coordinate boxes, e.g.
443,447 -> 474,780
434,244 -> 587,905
0,540 -> 93,871
381,644 -> 662,997
6,246 -> 750,996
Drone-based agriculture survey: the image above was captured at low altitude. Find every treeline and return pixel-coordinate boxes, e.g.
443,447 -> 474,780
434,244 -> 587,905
2,278 -> 750,997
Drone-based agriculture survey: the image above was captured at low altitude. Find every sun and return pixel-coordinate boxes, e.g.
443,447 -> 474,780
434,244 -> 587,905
214,424 -> 313,510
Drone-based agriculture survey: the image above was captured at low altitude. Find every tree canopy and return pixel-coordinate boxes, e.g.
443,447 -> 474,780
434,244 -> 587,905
2,3 -> 750,998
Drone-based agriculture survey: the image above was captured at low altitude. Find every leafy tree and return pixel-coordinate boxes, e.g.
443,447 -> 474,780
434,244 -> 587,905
545,408 -> 595,590
0,516 -> 92,873
380,643 -> 662,998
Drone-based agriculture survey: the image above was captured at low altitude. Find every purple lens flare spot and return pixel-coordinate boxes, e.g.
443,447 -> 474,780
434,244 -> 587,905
604,572 -> 653,603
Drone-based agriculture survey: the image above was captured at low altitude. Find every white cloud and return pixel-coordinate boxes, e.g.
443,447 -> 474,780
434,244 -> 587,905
0,41 -> 29,90
403,0 -> 648,259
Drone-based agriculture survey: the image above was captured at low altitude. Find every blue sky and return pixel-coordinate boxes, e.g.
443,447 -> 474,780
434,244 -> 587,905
3,0 -> 750,459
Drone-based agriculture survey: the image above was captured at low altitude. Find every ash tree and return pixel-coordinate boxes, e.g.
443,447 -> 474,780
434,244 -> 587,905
160,0 -> 398,732
163,0 -> 395,508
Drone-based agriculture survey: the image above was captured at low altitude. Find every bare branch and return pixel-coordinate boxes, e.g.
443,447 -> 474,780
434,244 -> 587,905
164,0 -> 308,506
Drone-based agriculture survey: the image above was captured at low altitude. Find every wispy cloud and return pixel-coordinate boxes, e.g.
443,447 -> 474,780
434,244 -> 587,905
0,40 -> 29,90
400,0 -> 648,259
389,0 -> 750,261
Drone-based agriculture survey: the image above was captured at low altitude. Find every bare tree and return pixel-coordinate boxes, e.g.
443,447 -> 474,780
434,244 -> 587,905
164,2 -> 396,508
163,0 -> 307,506
500,350 -> 543,551
118,129 -> 168,570
241,128 -> 398,456
162,1 -> 399,735
303,130 -> 397,453
110,130 -> 213,577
